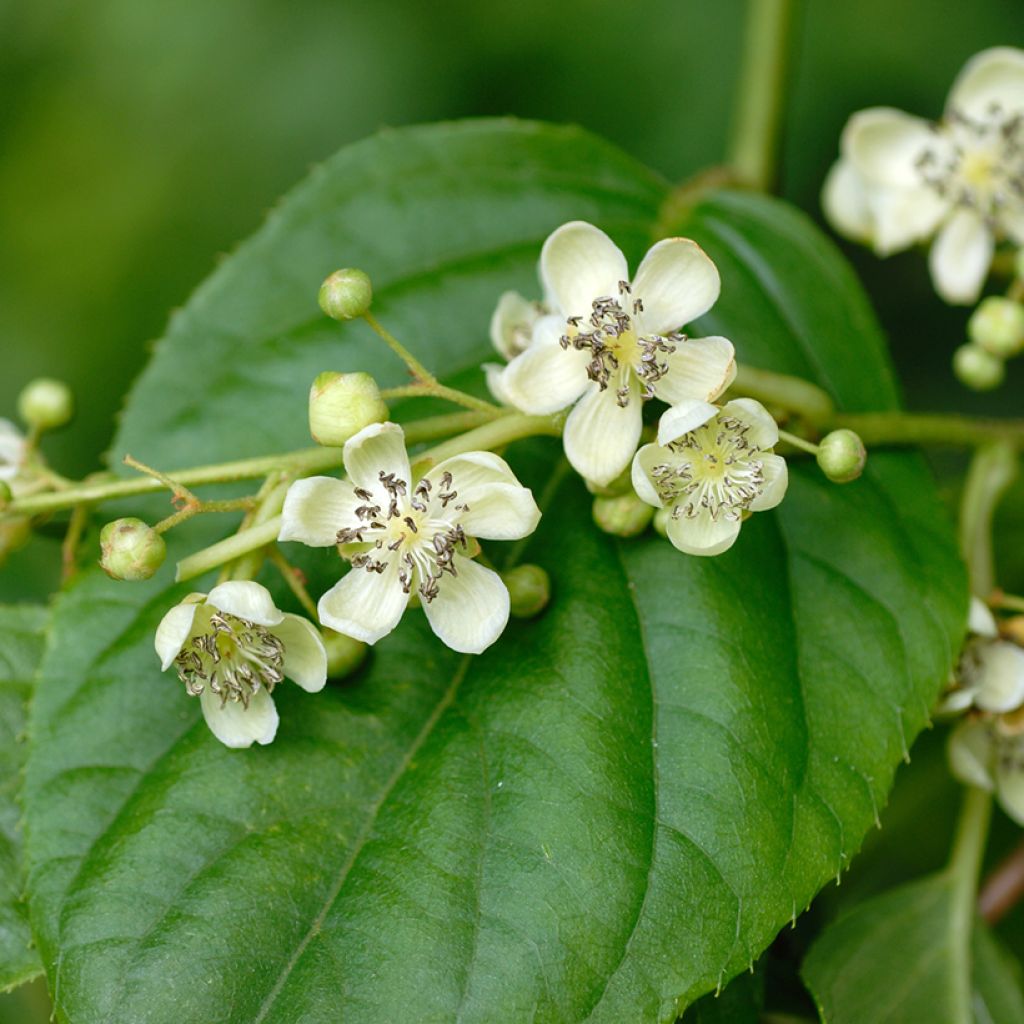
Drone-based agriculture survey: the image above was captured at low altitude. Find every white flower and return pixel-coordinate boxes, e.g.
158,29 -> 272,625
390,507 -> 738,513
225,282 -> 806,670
483,291 -> 550,406
631,398 -> 788,556
823,47 -> 1024,304
0,419 -> 27,484
495,221 -> 736,487
949,720 -> 1024,824
154,581 -> 327,749
279,421 -> 541,654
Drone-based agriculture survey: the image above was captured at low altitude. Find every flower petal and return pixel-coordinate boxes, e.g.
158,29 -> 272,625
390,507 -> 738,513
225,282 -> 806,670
631,443 -> 670,508
483,362 -> 515,407
0,419 -> 25,481
651,335 -> 736,406
655,399 -> 717,446
948,719 -> 996,791
722,398 -> 779,449
749,454 -> 789,512
206,580 -> 284,627
279,475 -> 361,547
822,158 -> 875,243
275,613 -> 328,693
868,186 -> 949,255
489,290 -> 540,360
499,319 -> 591,415
563,379 -> 643,487
845,107 -> 940,189
948,47 -> 1024,122
317,560 -> 408,645
969,596 -> 999,638
421,555 -> 509,654
665,510 -> 742,556
973,640 -> 1024,713
632,238 -> 721,335
155,600 -> 200,670
343,421 -> 411,493
929,208 -> 994,305
997,739 -> 1024,826
539,221 -> 629,320
199,687 -> 279,749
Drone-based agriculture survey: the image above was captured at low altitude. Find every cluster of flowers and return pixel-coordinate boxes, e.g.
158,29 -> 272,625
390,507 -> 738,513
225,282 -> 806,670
153,221 -> 792,747
945,600 -> 1024,823
823,47 -> 1024,390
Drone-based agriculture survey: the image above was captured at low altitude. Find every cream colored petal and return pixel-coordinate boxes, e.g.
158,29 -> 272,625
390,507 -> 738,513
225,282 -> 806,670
651,335 -> 736,406
483,362 -> 515,407
721,397 -> 779,449
665,510 -> 742,557
206,580 -> 284,627
973,640 -> 1024,713
948,47 -> 1024,121
199,687 -> 279,749
655,399 -> 717,446
539,221 -> 629,320
969,597 -> 999,638
155,601 -> 200,670
275,613 -> 328,693
421,555 -> 509,654
343,421 -> 411,493
500,330 -> 590,415
749,454 -> 789,512
998,204 -> 1024,246
563,379 -> 644,487
317,560 -> 408,645
844,107 -> 940,189
489,290 -> 540,360
279,475 -> 361,546
997,739 -> 1024,826
631,443 -> 671,508
822,158 -> 875,243
426,450 -> 519,492
632,238 -> 721,335
929,209 -> 994,305
0,419 -> 25,481
867,187 -> 949,255
948,719 -> 996,791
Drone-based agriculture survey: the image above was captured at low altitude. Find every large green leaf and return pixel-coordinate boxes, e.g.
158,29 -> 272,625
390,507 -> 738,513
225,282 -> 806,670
0,604 -> 46,991
802,871 -> 1024,1023
22,120 -> 965,1023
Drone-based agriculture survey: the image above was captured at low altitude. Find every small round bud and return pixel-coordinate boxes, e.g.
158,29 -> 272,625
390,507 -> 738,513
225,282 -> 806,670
592,493 -> 654,538
99,518 -> 166,581
816,429 -> 867,484
322,629 -> 369,678
0,516 -> 30,567
309,371 -> 389,447
0,480 -> 11,510
318,269 -> 373,321
954,343 -> 1005,391
968,297 -> 1024,358
502,564 -> 550,619
653,507 -> 671,538
17,377 -> 74,432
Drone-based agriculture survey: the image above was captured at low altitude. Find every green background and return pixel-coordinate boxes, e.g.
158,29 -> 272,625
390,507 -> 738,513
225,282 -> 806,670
1,1 -> 1022,1020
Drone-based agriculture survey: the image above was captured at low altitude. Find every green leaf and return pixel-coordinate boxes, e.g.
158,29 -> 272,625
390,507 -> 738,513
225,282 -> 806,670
22,120 -> 965,1023
680,968 -> 763,1023
0,604 -> 47,991
802,872 -> 1024,1024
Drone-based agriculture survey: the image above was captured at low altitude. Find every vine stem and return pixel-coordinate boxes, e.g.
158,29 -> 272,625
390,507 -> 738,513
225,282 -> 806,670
727,0 -> 795,191
958,443 -> 1018,598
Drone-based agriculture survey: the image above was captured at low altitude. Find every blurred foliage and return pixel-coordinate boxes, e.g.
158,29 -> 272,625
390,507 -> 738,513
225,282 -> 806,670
1,0 -> 1023,1018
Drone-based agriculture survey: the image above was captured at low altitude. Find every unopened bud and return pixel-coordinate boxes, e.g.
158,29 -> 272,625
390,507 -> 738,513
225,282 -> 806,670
318,268 -> 373,321
309,371 -> 389,447
816,429 -> 866,483
653,507 -> 672,538
592,492 -> 654,537
17,378 -> 74,432
0,480 -> 11,510
0,516 -> 30,567
99,518 -> 166,581
968,297 -> 1024,358
586,465 -> 633,498
502,564 -> 550,618
954,344 -> 1005,391
322,629 -> 369,678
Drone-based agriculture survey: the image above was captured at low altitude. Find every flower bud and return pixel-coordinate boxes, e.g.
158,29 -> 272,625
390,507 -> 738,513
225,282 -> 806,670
592,492 -> 654,537
816,429 -> 867,484
953,343 -> 1005,391
0,480 -> 11,511
322,629 -> 369,678
17,377 -> 74,432
0,516 -> 30,567
968,297 -> 1024,358
318,269 -> 373,321
99,518 -> 166,581
585,465 -> 634,498
502,564 -> 550,619
309,371 -> 389,447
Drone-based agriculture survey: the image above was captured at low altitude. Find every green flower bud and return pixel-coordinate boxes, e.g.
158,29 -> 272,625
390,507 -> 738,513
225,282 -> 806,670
99,518 -> 166,581
322,629 -> 369,678
968,297 -> 1024,358
17,377 -> 74,432
0,516 -> 30,567
653,507 -> 671,538
502,564 -> 550,619
592,492 -> 654,538
0,480 -> 11,511
318,268 -> 373,321
309,371 -> 389,447
816,429 -> 867,484
953,343 -> 1005,391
